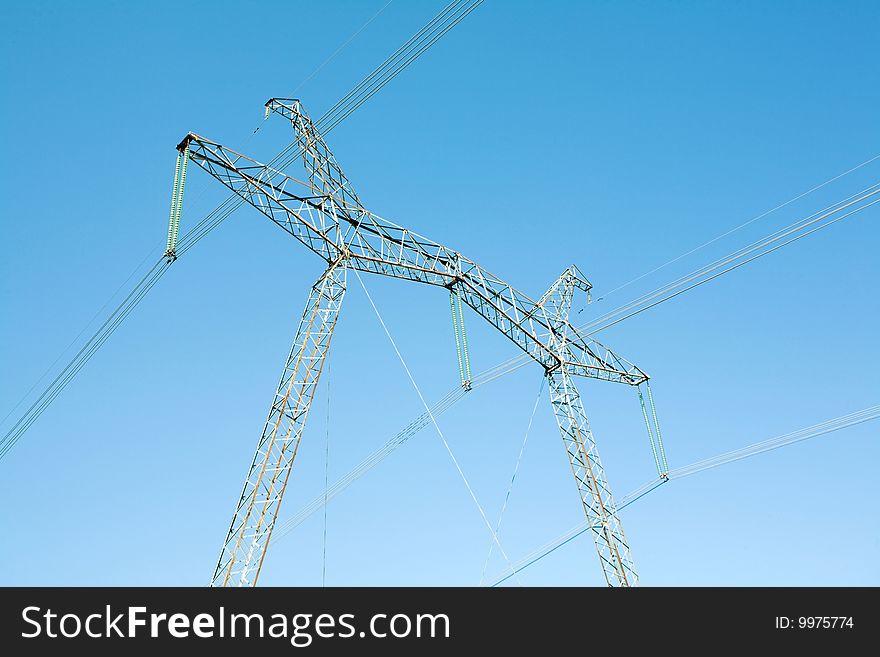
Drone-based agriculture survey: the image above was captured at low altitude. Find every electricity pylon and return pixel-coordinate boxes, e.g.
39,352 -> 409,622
542,267 -> 638,585
171,99 -> 650,587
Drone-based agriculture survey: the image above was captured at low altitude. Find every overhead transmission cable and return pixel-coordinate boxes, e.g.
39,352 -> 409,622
3,0 -> 869,463
479,377 -> 545,585
663,405 -> 880,479
269,352 -> 530,545
291,1 -> 396,99
595,152 -> 880,301
579,183 -> 880,335
268,179 -> 880,547
488,404 -> 880,586
0,260 -> 172,461
0,243 -> 164,430
0,0 -> 483,462
353,268 -> 517,576
5,4 -> 875,547
175,0 -> 484,256
322,358 -> 332,587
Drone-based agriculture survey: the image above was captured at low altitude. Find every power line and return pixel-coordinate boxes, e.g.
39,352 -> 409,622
354,267 -> 517,575
596,152 -> 880,301
666,405 -> 880,479
0,260 -> 171,461
10,0 -> 873,587
0,0 -> 482,463
322,358 -> 332,587
488,404 -> 880,586
175,0 -> 484,256
579,183 -> 880,335
0,243 -> 163,429
290,0 -> 396,98
479,377 -> 544,586
6,0 -> 869,469
268,354 -> 531,546
267,178 -> 879,547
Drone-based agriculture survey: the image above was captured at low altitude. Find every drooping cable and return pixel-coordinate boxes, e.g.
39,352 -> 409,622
268,179 -> 873,540
269,384 -> 470,545
175,0 -> 484,255
488,475 -> 670,588
0,260 -> 171,461
290,0 -> 396,99
269,178 -> 879,544
321,358 -> 332,587
0,243 -> 163,430
596,152 -> 880,301
488,404 -> 880,586
667,405 -> 880,479
318,1 -> 484,137
269,354 -> 533,546
6,0 -> 869,469
353,268 -> 516,575
580,184 -> 880,335
0,1 -> 483,461
478,377 -> 545,585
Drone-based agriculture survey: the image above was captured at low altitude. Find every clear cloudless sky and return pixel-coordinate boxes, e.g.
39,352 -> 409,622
0,0 -> 877,586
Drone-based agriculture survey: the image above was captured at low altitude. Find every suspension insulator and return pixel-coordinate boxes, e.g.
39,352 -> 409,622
449,290 -> 472,388
164,146 -> 189,262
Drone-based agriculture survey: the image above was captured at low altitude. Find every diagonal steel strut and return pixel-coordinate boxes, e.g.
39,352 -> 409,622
211,263 -> 346,587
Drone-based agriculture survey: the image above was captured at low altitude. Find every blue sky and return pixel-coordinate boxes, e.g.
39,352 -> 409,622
1,0 -> 877,586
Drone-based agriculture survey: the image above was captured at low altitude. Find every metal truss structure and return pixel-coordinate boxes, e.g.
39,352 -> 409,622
213,265 -> 346,587
543,267 -> 638,586
175,98 -> 651,587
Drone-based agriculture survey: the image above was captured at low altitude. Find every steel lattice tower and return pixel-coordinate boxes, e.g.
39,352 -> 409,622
169,99 -> 651,587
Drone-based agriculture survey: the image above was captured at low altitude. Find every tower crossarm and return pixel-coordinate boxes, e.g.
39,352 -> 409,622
179,133 -> 647,386
180,133 -> 352,261
562,328 -> 648,384
523,266 -> 647,383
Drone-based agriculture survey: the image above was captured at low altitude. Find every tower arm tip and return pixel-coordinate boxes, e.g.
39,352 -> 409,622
176,132 -> 201,152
